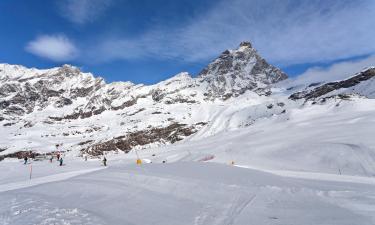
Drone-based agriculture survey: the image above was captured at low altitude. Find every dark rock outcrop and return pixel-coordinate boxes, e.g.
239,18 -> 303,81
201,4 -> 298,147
82,123 -> 198,156
290,68 -> 375,100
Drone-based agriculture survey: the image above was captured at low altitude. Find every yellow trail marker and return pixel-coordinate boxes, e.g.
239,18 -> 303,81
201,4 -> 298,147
136,159 -> 142,165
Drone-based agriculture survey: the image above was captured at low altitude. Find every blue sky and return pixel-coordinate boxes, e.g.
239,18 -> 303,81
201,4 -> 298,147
0,0 -> 375,84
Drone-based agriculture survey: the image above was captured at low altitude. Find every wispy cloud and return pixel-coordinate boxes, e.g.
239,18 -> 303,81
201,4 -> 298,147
291,55 -> 375,85
88,0 -> 375,66
26,34 -> 78,61
58,0 -> 113,25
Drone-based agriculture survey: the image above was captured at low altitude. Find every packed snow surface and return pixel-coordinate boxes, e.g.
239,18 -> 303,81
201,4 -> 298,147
0,159 -> 374,225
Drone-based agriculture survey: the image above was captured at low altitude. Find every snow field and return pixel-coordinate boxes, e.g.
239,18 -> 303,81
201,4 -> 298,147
1,162 -> 375,225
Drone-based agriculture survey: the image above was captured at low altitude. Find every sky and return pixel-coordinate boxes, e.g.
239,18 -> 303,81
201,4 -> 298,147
0,0 -> 375,84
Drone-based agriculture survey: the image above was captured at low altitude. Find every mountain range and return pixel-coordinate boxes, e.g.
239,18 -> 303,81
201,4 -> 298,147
0,41 -> 374,160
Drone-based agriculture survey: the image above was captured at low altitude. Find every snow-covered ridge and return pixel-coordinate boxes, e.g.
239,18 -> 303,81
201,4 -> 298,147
0,63 -> 53,81
0,63 -> 94,81
289,67 -> 375,100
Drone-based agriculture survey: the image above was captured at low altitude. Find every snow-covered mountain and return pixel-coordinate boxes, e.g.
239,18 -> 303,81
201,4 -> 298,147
198,41 -> 287,99
0,42 -> 375,160
2,42 -> 375,225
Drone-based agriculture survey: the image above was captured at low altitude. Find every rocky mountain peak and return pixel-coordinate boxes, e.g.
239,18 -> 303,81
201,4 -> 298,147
58,64 -> 81,75
239,41 -> 252,48
198,41 -> 287,81
197,41 -> 287,98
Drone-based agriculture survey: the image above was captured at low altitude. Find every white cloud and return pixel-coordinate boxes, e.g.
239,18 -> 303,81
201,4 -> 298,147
291,55 -> 375,85
88,0 -> 375,66
26,34 -> 78,61
59,0 -> 112,25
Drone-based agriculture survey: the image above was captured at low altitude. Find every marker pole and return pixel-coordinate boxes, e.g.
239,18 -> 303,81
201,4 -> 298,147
29,164 -> 33,180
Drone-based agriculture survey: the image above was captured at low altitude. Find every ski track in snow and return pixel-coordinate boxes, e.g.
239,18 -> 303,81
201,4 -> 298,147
0,167 -> 105,193
220,194 -> 257,225
235,164 -> 375,186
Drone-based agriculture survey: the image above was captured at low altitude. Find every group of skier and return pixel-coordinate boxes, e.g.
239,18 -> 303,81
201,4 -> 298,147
23,153 -> 63,166
22,144 -> 110,167
49,149 -> 64,166
52,153 -> 63,166
21,150 -> 169,168
48,152 -> 64,166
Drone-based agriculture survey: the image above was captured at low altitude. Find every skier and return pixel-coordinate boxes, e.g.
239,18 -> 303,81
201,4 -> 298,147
57,153 -> 60,160
103,157 -> 107,166
24,156 -> 28,165
59,157 -> 63,166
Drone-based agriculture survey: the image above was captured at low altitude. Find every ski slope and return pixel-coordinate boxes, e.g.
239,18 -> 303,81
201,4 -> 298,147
135,97 -> 375,177
0,160 -> 374,225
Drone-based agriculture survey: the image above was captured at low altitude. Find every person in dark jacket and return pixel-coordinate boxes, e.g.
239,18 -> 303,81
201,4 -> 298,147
24,156 -> 28,164
59,157 -> 63,166
103,157 -> 107,166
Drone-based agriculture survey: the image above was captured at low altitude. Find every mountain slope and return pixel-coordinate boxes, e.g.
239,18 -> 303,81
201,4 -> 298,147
0,42 -> 288,157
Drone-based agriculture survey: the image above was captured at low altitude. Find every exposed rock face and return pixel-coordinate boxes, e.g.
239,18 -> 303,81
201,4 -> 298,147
0,64 -> 106,120
198,41 -> 288,99
0,151 -> 41,162
290,68 -> 375,100
83,123 -> 198,156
